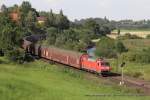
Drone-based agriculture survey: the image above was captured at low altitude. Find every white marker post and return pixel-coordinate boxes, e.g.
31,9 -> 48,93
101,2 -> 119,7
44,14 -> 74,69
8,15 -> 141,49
120,62 -> 125,85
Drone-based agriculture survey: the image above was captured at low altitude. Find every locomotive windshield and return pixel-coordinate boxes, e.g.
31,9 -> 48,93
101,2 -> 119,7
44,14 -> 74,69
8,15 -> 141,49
101,62 -> 110,66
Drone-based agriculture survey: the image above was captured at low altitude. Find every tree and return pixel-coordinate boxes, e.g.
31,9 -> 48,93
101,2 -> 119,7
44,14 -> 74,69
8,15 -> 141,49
20,1 -> 32,27
115,41 -> 127,54
25,11 -> 37,33
47,9 -> 55,27
95,37 -> 117,58
0,4 -> 7,12
20,1 -> 32,14
83,19 -> 107,38
55,10 -> 70,30
26,11 -> 37,23
0,24 -> 17,50
46,27 -> 58,45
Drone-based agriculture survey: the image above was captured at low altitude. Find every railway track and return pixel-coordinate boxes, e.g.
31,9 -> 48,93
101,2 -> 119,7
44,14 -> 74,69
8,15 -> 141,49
102,73 -> 150,95
40,57 -> 150,95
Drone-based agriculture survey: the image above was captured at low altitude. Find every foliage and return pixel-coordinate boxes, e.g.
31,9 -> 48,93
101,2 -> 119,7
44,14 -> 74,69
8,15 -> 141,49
46,27 -> 58,45
55,10 -> 70,30
0,49 -> 4,57
39,10 -> 70,31
45,27 -> 94,52
95,37 -> 127,58
5,48 -> 25,64
115,41 -> 128,54
121,49 -> 150,64
95,37 -> 117,58
0,14 -> 20,50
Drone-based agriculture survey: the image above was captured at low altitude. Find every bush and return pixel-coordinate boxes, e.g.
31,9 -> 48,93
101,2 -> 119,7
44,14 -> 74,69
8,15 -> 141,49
5,48 -> 25,64
95,37 -> 127,58
115,41 -> 128,54
0,49 -> 4,56
95,37 -> 117,58
24,54 -> 34,62
121,52 -> 137,62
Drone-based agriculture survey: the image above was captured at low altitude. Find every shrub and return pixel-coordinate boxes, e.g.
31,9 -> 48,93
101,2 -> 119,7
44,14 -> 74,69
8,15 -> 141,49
5,48 -> 25,64
95,37 -> 127,58
95,37 -> 117,58
24,54 -> 34,62
0,49 -> 4,56
121,52 -> 136,62
115,41 -> 128,54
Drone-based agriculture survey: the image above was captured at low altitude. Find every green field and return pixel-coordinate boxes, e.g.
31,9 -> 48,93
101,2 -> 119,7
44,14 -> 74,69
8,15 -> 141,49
111,29 -> 150,38
122,39 -> 150,51
0,57 -> 149,100
112,29 -> 150,33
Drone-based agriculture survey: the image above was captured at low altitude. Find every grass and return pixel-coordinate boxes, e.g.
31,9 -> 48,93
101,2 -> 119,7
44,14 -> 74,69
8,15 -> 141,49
112,29 -> 150,33
122,39 -> 150,51
0,57 -> 150,100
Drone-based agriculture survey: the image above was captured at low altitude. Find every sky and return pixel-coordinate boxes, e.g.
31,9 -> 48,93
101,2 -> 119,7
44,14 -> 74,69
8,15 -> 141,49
0,0 -> 150,21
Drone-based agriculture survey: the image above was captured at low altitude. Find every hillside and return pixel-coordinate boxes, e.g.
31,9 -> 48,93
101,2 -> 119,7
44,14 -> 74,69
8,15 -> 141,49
0,57 -> 149,100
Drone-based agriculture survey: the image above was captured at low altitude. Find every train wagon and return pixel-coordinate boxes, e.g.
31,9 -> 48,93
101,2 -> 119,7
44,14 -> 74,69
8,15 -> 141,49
39,46 -> 111,73
40,46 -> 82,69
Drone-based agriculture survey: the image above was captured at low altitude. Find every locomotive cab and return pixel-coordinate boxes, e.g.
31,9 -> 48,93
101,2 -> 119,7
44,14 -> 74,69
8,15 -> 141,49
96,59 -> 111,73
81,54 -> 111,74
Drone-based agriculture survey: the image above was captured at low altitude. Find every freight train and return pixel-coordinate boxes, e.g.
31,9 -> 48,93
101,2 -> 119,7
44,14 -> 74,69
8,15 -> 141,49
22,35 -> 111,74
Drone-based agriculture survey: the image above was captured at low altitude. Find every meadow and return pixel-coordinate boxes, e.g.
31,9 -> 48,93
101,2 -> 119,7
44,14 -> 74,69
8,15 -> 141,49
108,29 -> 150,39
0,57 -> 149,100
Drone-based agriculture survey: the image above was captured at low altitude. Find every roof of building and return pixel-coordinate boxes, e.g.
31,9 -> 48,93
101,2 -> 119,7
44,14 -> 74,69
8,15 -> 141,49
37,16 -> 46,21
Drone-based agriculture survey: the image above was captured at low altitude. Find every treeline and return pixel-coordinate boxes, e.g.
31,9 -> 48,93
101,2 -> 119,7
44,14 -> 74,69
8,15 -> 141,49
75,18 -> 150,30
39,11 -> 114,51
115,20 -> 150,30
